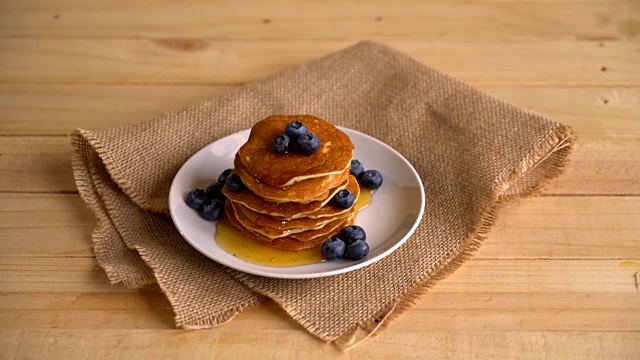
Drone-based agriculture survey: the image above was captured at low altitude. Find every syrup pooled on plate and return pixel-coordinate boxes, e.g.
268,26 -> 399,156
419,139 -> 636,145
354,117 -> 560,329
215,188 -> 373,267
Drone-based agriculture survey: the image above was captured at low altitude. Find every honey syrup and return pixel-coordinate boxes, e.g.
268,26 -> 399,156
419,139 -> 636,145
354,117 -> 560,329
215,188 -> 373,267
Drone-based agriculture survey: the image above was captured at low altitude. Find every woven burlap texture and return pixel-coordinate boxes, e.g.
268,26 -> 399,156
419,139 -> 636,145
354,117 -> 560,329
71,40 -> 574,349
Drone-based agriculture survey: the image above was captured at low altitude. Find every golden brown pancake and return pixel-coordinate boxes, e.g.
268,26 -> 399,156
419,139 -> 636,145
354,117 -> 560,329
223,175 -> 357,219
233,201 -> 349,231
234,176 -> 360,225
235,209 -> 350,241
225,201 -> 354,251
234,156 -> 350,203
237,115 -> 354,187
231,201 -> 355,239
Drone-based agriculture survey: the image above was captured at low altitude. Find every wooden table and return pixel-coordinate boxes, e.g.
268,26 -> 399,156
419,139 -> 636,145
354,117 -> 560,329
1,1 -> 639,358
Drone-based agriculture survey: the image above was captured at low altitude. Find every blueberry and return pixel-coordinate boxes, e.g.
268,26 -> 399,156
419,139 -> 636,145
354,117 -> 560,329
205,183 -> 226,202
333,189 -> 355,209
202,199 -> 224,221
217,169 -> 232,185
272,134 -> 290,154
225,173 -> 245,192
346,240 -> 369,260
285,121 -> 308,140
350,159 -> 365,178
321,237 -> 346,260
296,132 -> 321,156
186,188 -> 207,210
359,169 -> 383,189
339,225 -> 366,246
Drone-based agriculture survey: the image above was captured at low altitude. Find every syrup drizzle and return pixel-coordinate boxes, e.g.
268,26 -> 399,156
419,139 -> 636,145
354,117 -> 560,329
215,188 -> 373,267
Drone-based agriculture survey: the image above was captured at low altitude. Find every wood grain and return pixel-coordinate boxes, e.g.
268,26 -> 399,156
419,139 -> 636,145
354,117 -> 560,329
2,194 -> 639,259
2,135 -> 638,195
542,135 -> 640,195
0,83 -> 235,135
0,194 -> 94,257
0,136 -> 76,193
1,257 -> 638,333
3,257 -> 638,295
1,84 -> 638,136
2,330 -> 637,359
0,39 -> 637,85
1,1 -> 637,39
0,84 -> 235,135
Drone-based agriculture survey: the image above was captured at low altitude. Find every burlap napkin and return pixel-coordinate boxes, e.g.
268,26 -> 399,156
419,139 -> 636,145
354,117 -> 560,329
71,41 -> 574,349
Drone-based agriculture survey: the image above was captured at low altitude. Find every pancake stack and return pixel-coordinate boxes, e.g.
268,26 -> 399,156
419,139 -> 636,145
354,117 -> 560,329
222,115 -> 358,251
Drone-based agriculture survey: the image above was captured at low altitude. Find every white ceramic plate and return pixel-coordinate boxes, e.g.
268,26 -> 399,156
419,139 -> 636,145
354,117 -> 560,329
169,128 -> 425,279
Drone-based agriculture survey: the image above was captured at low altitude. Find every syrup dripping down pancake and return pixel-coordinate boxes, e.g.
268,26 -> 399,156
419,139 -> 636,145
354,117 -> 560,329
223,175 -> 358,219
231,201 -> 355,240
225,201 -> 354,251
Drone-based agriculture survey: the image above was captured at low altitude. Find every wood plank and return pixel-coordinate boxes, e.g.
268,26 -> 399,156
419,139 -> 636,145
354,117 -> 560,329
1,84 -> 638,136
0,136 -> 76,193
0,194 -> 94,257
1,291 -> 637,331
1,134 -> 638,195
3,291 -> 637,343
0,305 -> 299,332
0,1 -> 637,39
0,289 -> 170,311
1,330 -> 639,359
0,257 -> 115,293
0,39 -> 637,85
2,195 -> 640,259
483,86 -> 640,136
481,195 -> 640,258
0,84 -> 236,135
1,256 -> 637,294
543,135 -> 640,196
1,257 -> 636,295
1,257 -> 638,332
1,290 -> 633,317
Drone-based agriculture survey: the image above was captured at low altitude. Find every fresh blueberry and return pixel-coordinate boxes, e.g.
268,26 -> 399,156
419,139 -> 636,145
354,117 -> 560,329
333,189 -> 355,209
350,159 -> 365,178
321,237 -> 346,260
205,183 -> 226,202
359,169 -> 383,189
186,188 -> 207,210
296,132 -> 321,156
225,173 -> 245,192
339,225 -> 366,246
346,240 -> 369,260
272,134 -> 290,154
285,121 -> 308,140
202,199 -> 224,221
217,169 -> 232,185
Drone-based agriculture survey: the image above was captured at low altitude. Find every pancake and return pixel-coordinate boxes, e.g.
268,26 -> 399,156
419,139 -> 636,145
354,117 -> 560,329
234,176 -> 360,225
223,175 -> 357,219
234,202 -> 338,231
225,201 -> 355,251
234,156 -> 350,203
237,115 -> 354,187
231,201 -> 355,239
233,206 -> 352,240
234,201 -> 347,231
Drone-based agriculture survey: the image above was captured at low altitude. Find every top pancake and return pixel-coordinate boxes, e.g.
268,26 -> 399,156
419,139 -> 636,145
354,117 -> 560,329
238,115 -> 354,187
234,155 -> 349,203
